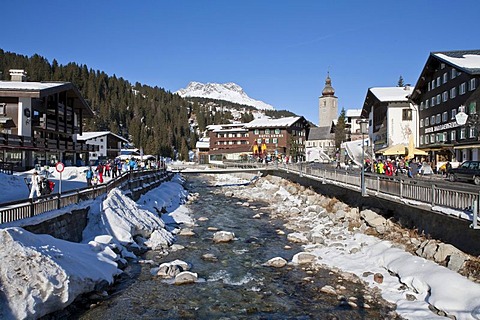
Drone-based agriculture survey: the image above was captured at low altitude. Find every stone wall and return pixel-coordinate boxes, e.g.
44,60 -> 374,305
24,208 -> 89,242
269,170 -> 480,257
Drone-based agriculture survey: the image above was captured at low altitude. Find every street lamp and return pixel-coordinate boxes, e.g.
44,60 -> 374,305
357,119 -> 369,197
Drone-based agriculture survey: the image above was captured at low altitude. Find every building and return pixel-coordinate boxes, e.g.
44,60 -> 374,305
345,109 -> 363,141
361,86 -> 416,154
205,116 -> 310,163
0,69 -> 95,170
74,131 -> 129,164
319,73 -> 338,128
409,50 -> 480,163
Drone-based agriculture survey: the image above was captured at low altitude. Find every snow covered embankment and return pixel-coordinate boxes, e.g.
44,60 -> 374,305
0,175 -> 190,320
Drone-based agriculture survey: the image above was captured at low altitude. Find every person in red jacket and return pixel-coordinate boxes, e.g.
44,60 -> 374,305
96,163 -> 104,183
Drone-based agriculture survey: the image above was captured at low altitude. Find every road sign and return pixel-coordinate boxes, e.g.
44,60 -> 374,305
55,162 -> 65,173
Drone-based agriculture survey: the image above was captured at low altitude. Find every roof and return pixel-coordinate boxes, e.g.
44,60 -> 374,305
0,80 -> 94,117
345,109 -> 362,117
369,87 -> 413,102
432,50 -> 480,74
307,126 -> 334,140
244,116 -> 302,128
76,131 -> 129,143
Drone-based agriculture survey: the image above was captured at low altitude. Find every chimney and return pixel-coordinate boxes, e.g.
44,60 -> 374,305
9,69 -> 27,82
404,84 -> 411,90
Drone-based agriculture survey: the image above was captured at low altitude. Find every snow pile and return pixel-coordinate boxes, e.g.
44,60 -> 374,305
0,227 -> 120,320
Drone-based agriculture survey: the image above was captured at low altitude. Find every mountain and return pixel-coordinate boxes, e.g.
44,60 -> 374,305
175,81 -> 275,110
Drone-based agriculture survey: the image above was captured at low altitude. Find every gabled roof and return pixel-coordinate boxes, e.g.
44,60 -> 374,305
432,50 -> 480,74
0,80 -> 94,117
369,87 -> 413,102
76,131 -> 129,143
307,126 -> 334,140
244,116 -> 303,128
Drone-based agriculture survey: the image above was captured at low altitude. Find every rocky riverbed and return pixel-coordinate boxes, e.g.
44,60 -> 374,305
70,173 -> 480,320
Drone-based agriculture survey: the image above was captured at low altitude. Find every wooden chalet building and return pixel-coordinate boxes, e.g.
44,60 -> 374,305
410,50 -> 480,163
75,131 -> 129,164
0,69 -> 96,170
206,116 -> 310,163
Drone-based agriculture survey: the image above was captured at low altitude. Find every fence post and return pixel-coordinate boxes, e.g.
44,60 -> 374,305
377,176 -> 380,194
399,179 -> 403,199
30,198 -> 35,217
431,184 -> 436,207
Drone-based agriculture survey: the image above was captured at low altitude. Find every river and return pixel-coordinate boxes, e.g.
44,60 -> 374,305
71,174 -> 400,319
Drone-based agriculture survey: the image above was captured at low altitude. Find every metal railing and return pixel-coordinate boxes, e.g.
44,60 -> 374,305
0,169 -> 172,224
282,163 -> 479,228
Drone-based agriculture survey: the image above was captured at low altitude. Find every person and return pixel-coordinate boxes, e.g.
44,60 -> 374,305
29,171 -> 42,199
96,162 -> 104,183
446,161 -> 452,178
86,166 -> 94,186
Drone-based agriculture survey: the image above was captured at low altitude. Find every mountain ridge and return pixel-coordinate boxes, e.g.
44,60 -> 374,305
175,81 -> 275,111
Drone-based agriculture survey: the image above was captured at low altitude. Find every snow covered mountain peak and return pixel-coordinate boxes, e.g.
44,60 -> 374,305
175,81 -> 275,110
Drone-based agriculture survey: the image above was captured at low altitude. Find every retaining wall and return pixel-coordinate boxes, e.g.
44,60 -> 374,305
270,170 -> 480,257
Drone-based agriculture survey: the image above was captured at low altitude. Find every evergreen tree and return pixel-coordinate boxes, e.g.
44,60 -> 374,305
397,75 -> 405,87
335,108 -> 347,149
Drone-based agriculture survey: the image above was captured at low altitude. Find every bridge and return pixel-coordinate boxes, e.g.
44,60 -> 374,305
170,161 -> 480,231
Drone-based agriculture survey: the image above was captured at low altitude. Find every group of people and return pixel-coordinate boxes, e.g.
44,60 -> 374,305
365,157 -> 439,178
28,171 -> 55,199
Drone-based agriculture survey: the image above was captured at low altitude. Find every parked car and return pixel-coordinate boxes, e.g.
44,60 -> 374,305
448,160 -> 480,185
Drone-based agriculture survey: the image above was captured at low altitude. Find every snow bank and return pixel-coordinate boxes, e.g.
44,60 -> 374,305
0,227 -> 120,320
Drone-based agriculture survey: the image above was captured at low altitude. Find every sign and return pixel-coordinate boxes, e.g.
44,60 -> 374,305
55,162 -> 65,173
456,111 -> 468,126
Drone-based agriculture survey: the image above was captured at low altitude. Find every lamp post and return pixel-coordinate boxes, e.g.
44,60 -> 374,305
357,119 -> 369,197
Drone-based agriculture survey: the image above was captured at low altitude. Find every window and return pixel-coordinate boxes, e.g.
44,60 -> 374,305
441,63 -> 446,69
0,103 -> 6,116
430,134 -> 435,143
442,112 -> 448,122
436,114 -> 441,124
426,100 -> 430,109
470,127 -> 476,139
265,138 -> 270,144
437,77 -> 441,87
265,128 -> 270,134
275,128 -> 280,134
470,78 -> 477,91
451,130 -> 456,141
420,135 -> 424,145
460,82 -> 466,95
431,97 -> 435,107
272,138 -> 278,143
442,91 -> 448,102
436,94 -> 441,105
451,69 -> 457,79
443,73 -> 448,83
450,87 -> 457,99
443,132 -> 448,142
257,138 -> 262,144
431,115 -> 436,125
431,80 -> 436,90
254,129 -> 259,135
402,109 -> 412,120
451,108 -> 457,120
420,102 -> 424,110
469,102 -> 477,114
428,82 -> 431,91
420,119 -> 424,128
460,128 -> 466,139
425,117 -> 430,126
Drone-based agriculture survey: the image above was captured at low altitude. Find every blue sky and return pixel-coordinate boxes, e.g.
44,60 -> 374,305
2,1 -> 480,124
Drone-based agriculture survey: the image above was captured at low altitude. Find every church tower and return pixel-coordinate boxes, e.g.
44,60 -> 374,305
318,73 -> 338,128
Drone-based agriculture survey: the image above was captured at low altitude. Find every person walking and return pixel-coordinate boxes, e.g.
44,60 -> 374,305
29,171 -> 42,199
85,167 -> 94,186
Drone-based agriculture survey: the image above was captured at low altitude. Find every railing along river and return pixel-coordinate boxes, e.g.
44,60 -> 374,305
0,169 -> 171,224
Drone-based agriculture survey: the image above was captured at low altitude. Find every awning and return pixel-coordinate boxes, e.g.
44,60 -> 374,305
377,144 -> 407,156
453,145 -> 480,150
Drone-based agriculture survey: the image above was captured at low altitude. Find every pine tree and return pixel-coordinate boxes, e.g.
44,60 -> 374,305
397,76 -> 405,87
335,108 -> 347,149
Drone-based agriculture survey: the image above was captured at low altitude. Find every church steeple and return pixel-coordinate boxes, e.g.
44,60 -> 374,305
321,72 -> 335,97
318,72 -> 338,127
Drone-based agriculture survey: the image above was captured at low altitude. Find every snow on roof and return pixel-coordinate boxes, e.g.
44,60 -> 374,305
434,52 -> 480,72
244,116 -> 301,128
345,109 -> 362,117
369,86 -> 413,102
76,131 -> 128,142
0,81 -> 68,91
